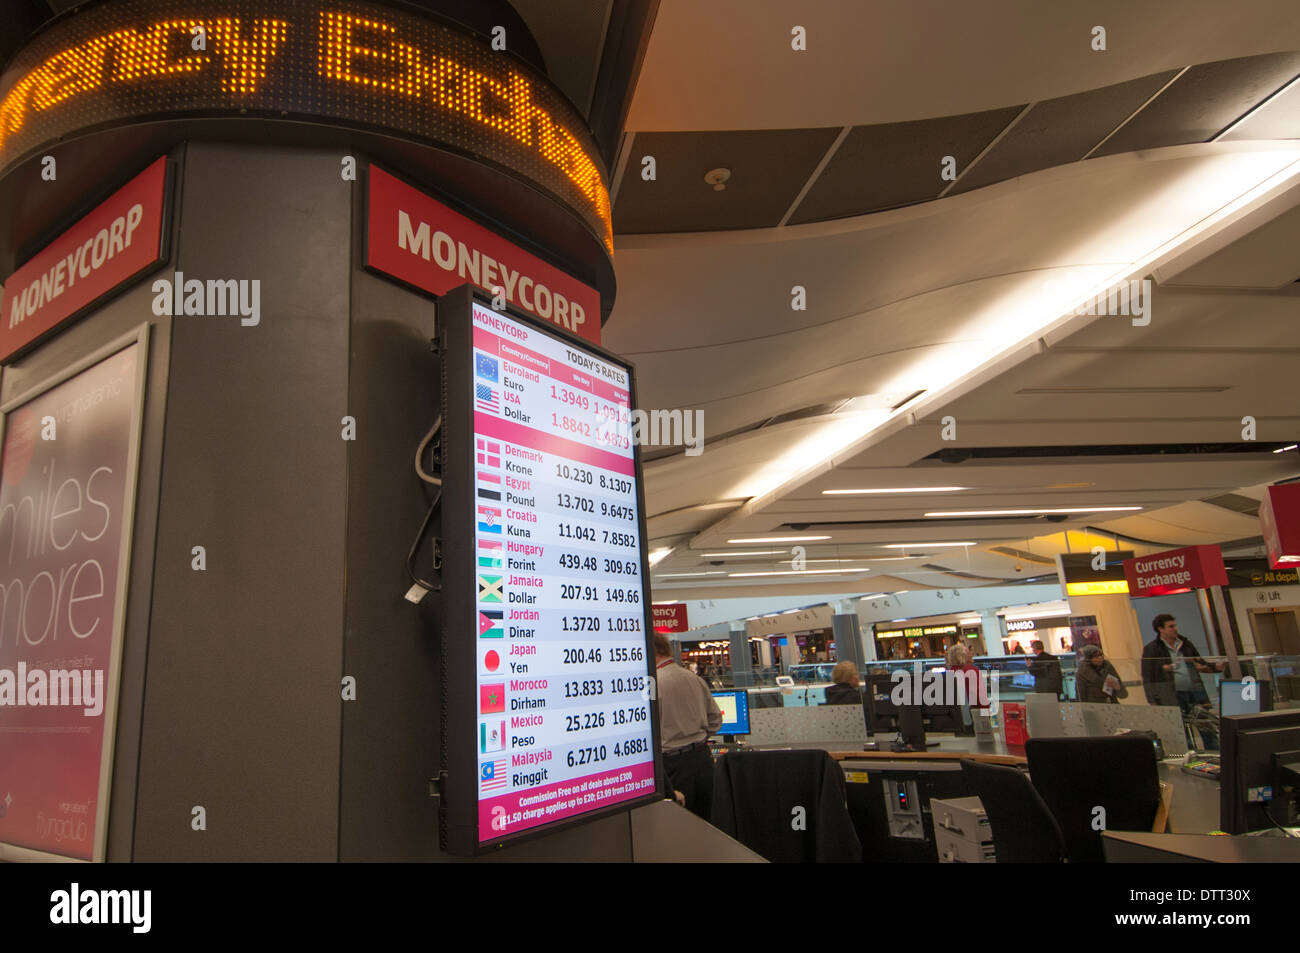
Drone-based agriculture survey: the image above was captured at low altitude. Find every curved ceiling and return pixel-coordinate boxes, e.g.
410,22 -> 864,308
626,0 -> 1300,130
604,5 -> 1300,605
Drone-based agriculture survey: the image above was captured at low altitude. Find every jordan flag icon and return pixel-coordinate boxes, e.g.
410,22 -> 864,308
479,609 -> 503,638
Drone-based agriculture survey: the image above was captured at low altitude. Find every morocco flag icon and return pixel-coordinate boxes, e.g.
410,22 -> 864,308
480,683 -> 506,713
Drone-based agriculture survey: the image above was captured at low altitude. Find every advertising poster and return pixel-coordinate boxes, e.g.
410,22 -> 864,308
1069,615 -> 1102,655
0,337 -> 145,861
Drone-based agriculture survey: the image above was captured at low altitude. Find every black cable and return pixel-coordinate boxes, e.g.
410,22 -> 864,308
406,488 -> 442,594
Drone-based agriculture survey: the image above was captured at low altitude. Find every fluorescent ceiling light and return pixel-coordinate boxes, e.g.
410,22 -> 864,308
698,550 -> 786,557
654,571 -> 726,579
648,547 -> 673,566
727,535 -> 831,543
1273,445 -> 1299,453
924,507 -> 1141,517
728,568 -> 871,578
958,617 -> 982,625
880,542 -> 976,548
822,486 -> 966,495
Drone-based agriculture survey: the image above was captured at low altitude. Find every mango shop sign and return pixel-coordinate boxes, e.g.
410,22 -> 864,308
0,0 -> 611,252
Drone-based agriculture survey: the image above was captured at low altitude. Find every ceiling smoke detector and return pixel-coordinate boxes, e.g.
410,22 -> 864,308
704,168 -> 731,191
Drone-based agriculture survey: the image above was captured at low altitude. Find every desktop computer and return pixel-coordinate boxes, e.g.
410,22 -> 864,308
710,689 -> 751,742
1220,708 -> 1300,834
1219,678 -> 1272,717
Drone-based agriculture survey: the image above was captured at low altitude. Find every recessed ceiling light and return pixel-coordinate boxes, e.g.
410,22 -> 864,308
923,507 -> 1142,517
880,542 -> 976,548
728,568 -> 871,578
727,535 -> 832,543
822,486 -> 966,495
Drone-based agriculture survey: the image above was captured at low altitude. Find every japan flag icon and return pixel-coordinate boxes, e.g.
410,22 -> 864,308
480,646 -> 502,674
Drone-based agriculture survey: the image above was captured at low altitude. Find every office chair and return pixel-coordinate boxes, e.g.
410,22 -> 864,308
1025,736 -> 1161,863
711,749 -> 862,862
958,759 -> 1066,863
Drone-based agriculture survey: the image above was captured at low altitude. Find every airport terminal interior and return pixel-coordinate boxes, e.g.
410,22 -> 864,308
0,0 -> 1299,867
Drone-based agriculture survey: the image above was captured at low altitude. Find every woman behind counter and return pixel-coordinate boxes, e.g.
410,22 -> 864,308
824,661 -> 862,705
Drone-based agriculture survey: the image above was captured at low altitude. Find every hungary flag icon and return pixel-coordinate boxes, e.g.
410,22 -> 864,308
479,610 -> 503,638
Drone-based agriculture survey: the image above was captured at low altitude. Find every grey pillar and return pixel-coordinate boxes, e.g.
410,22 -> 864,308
729,621 -> 754,687
981,609 -> 1007,655
832,600 -> 866,674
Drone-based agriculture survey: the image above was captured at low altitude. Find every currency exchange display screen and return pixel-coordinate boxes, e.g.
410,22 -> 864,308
441,290 -> 659,852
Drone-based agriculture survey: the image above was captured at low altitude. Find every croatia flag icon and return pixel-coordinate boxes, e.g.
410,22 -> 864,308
477,505 -> 502,534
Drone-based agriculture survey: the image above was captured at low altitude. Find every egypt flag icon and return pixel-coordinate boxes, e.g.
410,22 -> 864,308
480,645 -> 502,675
478,574 -> 504,603
479,609 -> 503,638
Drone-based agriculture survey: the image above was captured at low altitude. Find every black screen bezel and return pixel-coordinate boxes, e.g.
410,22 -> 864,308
437,284 -> 663,856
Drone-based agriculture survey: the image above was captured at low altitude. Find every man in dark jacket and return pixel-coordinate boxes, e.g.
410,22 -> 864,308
1025,640 -> 1063,698
1141,614 -> 1222,747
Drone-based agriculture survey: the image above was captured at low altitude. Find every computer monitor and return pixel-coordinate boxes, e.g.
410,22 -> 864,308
1220,709 -> 1300,833
1219,679 -> 1272,717
711,690 -> 751,739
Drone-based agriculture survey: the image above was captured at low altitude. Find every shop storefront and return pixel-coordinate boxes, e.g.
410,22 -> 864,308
1000,616 -> 1074,656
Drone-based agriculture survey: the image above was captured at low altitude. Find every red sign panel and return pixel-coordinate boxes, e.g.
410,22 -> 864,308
0,343 -> 142,860
0,157 -> 167,361
366,165 -> 601,344
1123,544 -> 1228,598
1260,484 -> 1300,569
652,603 -> 689,634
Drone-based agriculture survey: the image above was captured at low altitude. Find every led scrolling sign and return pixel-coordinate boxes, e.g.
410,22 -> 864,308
0,0 -> 613,252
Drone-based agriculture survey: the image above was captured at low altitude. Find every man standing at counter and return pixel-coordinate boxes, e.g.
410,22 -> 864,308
655,634 -> 723,821
1141,614 -> 1222,748
1026,640 -> 1063,699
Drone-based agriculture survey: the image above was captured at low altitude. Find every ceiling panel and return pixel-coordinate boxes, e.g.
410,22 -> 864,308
950,71 -> 1180,194
788,106 -> 1023,224
1222,74 -> 1300,140
1095,52 -> 1300,156
510,0 -> 613,114
614,128 -> 841,232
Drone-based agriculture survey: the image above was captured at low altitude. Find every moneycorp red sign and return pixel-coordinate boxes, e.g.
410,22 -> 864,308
0,156 -> 167,361
1122,544 -> 1228,598
366,165 -> 601,345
